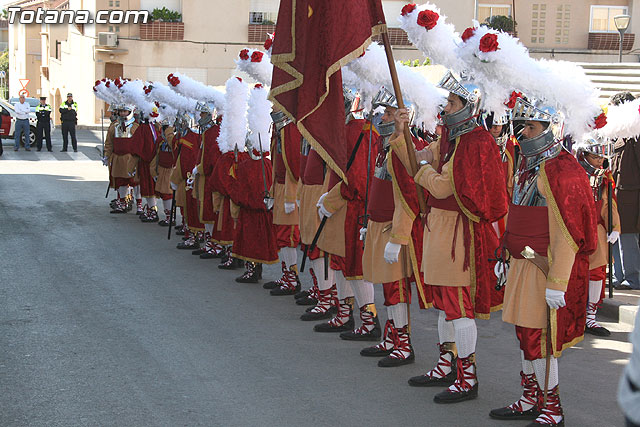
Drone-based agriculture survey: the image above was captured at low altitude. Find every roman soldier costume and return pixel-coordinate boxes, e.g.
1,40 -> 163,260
108,106 -> 140,214
151,123 -> 177,226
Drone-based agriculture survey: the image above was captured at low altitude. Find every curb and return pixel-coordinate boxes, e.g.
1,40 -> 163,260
600,297 -> 638,326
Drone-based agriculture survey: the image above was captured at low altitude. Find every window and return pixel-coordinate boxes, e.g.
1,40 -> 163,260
108,25 -> 113,32
478,4 -> 512,23
109,0 -> 113,6
115,25 -> 120,33
115,0 -> 120,6
590,6 -> 628,32
531,4 -> 547,44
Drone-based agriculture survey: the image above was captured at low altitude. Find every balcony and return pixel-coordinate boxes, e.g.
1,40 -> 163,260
140,21 -> 184,41
247,24 -> 411,46
588,32 -> 635,50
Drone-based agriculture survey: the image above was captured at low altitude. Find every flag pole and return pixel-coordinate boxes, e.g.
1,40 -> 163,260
375,15 -> 427,214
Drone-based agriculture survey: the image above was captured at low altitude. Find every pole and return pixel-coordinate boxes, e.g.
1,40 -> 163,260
377,24 -> 427,214
608,178 -> 614,298
619,30 -> 624,63
167,141 -> 183,240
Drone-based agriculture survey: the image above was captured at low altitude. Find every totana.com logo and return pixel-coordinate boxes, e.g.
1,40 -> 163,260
7,7 -> 149,25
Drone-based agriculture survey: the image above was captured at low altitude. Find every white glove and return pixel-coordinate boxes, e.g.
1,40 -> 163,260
153,176 -> 158,182
296,199 -> 300,208
359,227 -> 367,241
608,230 -> 620,244
384,242 -> 402,264
316,192 -> 328,208
284,202 -> 296,214
545,288 -> 566,309
102,157 -> 108,166
318,201 -> 332,219
170,182 -> 178,191
192,166 -> 199,176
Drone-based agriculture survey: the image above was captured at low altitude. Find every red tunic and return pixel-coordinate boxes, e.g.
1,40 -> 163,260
199,125 -> 222,223
177,130 -> 205,231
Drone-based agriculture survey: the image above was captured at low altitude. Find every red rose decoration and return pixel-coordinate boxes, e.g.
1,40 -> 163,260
236,77 -> 243,82
461,27 -> 476,42
150,112 -> 159,118
105,81 -> 111,88
93,87 -> 97,92
239,49 -> 250,60
95,80 -> 101,86
254,83 -> 264,89
505,91 -> 523,109
417,10 -> 439,30
479,33 -> 499,52
401,3 -> 416,16
593,113 -> 607,129
251,51 -> 264,63
263,37 -> 273,51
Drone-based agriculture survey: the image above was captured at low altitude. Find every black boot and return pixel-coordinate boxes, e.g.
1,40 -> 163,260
236,262 -> 263,283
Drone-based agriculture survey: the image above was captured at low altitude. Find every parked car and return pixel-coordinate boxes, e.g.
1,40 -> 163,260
0,99 -> 55,147
9,97 -> 39,113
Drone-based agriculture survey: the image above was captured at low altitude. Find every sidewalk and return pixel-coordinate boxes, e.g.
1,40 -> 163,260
601,287 -> 639,326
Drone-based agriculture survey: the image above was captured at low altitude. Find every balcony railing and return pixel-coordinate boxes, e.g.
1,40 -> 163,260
140,21 -> 184,41
248,24 -> 411,46
588,32 -> 635,50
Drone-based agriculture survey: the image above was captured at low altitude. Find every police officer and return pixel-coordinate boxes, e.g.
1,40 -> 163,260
59,92 -> 78,152
35,96 -> 52,152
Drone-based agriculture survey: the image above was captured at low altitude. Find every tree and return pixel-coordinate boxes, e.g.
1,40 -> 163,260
485,15 -> 516,33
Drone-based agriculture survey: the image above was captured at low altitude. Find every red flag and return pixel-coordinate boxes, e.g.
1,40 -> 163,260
269,0 -> 385,183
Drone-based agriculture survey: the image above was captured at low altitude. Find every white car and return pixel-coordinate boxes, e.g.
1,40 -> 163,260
0,99 -> 55,146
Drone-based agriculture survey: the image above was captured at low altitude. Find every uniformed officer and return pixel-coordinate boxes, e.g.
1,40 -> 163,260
35,96 -> 52,152
59,92 -> 78,152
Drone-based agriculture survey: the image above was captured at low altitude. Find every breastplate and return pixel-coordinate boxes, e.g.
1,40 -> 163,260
374,146 -> 392,181
589,171 -> 605,202
301,138 -> 311,156
513,168 -> 547,207
114,122 -> 133,138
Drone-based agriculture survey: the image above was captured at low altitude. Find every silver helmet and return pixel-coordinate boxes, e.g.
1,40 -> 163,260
482,111 -> 512,147
195,101 -> 214,130
344,87 -> 357,117
575,133 -> 613,175
512,97 -> 564,170
270,110 -> 292,132
438,71 -> 482,140
372,87 -> 398,138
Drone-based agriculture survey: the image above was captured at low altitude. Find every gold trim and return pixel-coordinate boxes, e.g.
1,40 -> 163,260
540,161 -> 579,253
469,220 -> 477,307
388,145 -> 416,222
232,254 -> 279,265
344,274 -> 364,281
458,287 -> 466,318
449,137 -> 481,223
399,277 -> 405,303
541,325 -> 548,358
548,276 -> 569,286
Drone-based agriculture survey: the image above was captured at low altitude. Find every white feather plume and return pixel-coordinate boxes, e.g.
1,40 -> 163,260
456,25 -> 600,138
218,77 -> 249,154
345,43 -> 446,131
147,81 -> 198,114
167,72 -> 225,113
119,80 -> 159,119
247,85 -> 272,152
235,48 -> 273,86
597,98 -> 640,139
398,2 -> 466,73
93,80 -> 121,105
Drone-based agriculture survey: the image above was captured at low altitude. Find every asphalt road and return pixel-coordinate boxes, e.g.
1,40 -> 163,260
0,152 -> 634,426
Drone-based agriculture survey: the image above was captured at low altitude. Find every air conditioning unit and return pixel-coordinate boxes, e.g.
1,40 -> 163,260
98,32 -> 118,47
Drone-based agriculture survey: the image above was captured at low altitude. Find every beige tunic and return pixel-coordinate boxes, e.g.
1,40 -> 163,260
362,136 -> 417,283
317,182 -> 347,257
589,186 -> 621,269
414,138 -> 469,287
502,178 -> 577,329
108,123 -> 139,179
272,180 -> 300,226
298,184 -> 326,245
150,127 -> 174,195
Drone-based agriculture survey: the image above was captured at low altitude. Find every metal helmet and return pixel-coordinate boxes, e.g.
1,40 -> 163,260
482,111 -> 512,147
270,110 -> 292,132
372,86 -> 398,110
343,87 -> 357,117
512,97 -> 564,170
575,133 -> 613,175
438,71 -> 482,140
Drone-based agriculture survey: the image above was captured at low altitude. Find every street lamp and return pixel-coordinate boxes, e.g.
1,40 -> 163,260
614,14 -> 631,63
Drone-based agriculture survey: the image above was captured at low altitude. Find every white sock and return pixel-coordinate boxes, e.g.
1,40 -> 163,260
521,350 -> 535,375
352,280 -> 375,307
588,280 -> 603,305
145,197 -> 156,208
311,258 -> 333,291
281,247 -> 297,268
388,303 -> 408,328
162,198 -> 172,212
117,186 -> 128,199
532,356 -> 559,390
437,310 -> 456,343
205,223 -> 213,234
335,270 -> 354,300
452,317 -> 477,359
134,185 -> 141,199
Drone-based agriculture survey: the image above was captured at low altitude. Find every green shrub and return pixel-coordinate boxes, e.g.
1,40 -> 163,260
150,7 -> 182,22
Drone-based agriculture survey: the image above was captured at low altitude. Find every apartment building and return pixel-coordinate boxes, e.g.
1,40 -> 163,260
7,0 -> 640,125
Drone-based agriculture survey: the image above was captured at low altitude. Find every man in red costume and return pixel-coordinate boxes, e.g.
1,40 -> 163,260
135,117 -> 161,223
409,73 -> 508,403
490,98 -> 597,426
107,105 -> 139,214
315,90 -> 381,338
360,88 -> 431,367
263,110 -> 303,294
151,121 -> 177,226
